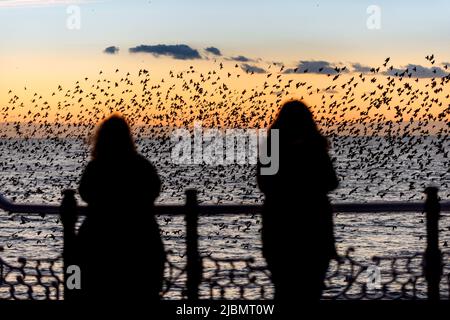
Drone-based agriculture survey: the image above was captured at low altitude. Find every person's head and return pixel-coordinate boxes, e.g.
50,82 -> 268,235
271,100 -> 327,148
92,114 -> 136,160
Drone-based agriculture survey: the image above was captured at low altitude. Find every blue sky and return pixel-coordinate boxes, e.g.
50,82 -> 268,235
1,0 -> 449,65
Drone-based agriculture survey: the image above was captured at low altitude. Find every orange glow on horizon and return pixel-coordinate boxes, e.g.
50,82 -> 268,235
1,53 -> 449,139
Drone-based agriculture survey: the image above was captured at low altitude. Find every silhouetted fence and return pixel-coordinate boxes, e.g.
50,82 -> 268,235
0,187 -> 449,300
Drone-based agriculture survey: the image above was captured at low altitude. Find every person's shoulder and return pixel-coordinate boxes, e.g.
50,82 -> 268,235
134,154 -> 160,183
134,153 -> 157,170
80,159 -> 98,183
134,153 -> 150,164
84,158 -> 98,171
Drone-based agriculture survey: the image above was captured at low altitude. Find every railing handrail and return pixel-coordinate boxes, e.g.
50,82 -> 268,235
1,192 -> 449,215
1,188 -> 448,300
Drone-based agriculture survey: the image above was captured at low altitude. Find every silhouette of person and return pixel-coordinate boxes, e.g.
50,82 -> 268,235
76,114 -> 165,302
257,100 -> 338,303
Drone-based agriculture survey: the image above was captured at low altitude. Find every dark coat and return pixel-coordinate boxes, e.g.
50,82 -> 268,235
77,153 -> 165,301
258,138 -> 338,300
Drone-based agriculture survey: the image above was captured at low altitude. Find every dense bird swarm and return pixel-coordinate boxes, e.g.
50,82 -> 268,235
0,56 -> 448,257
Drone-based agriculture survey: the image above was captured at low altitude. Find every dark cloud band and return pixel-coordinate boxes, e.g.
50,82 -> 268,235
383,64 -> 448,78
241,63 -> 266,74
205,47 -> 222,56
103,46 -> 119,54
284,60 -> 346,74
128,44 -> 201,60
230,55 -> 252,62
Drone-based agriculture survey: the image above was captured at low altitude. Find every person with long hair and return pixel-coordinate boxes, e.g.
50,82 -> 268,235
76,114 -> 165,301
257,100 -> 338,303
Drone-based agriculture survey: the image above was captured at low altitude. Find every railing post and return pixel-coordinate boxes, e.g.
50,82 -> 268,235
185,189 -> 201,300
60,189 -> 77,301
424,186 -> 442,301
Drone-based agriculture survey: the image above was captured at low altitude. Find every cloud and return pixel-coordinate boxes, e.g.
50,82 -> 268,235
241,63 -> 266,74
103,46 -> 119,54
383,64 -> 448,78
284,60 -> 347,74
351,63 -> 373,73
350,62 -> 449,78
205,47 -> 221,56
129,44 -> 201,60
230,55 -> 252,62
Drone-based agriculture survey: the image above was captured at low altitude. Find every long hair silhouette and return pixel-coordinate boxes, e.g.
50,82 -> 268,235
270,100 -> 328,149
75,114 -> 165,302
92,114 -> 136,160
258,99 -> 338,306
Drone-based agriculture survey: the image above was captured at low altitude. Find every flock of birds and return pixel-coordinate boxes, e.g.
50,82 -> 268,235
0,55 -> 449,261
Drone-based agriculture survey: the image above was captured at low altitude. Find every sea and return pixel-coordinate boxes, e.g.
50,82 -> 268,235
0,136 -> 449,299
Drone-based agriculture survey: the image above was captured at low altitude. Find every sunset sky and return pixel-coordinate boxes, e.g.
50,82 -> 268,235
1,0 -> 449,128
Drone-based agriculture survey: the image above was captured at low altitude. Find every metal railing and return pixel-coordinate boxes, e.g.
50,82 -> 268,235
1,187 -> 450,300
